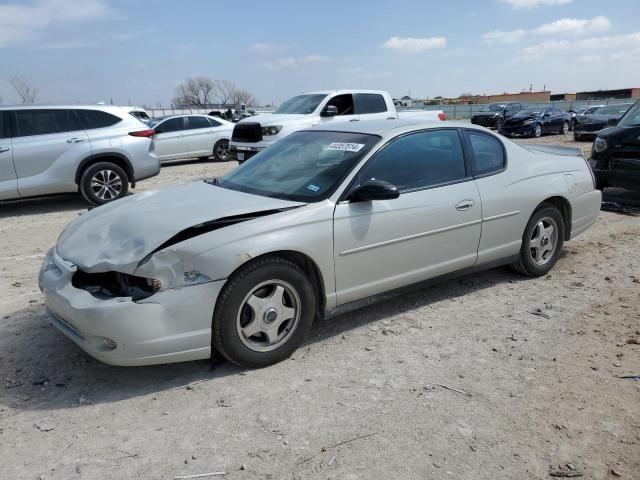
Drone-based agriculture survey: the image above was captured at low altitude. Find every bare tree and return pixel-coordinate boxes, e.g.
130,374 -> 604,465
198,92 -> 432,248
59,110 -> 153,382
173,76 -> 215,108
9,74 -> 39,104
213,80 -> 236,107
231,89 -> 256,107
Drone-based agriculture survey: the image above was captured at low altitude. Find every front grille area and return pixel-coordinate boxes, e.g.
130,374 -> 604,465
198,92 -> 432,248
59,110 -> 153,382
232,122 -> 263,143
471,116 -> 495,127
579,122 -> 605,132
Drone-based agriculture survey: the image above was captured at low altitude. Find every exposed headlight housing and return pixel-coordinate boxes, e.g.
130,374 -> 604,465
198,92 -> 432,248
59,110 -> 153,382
594,137 -> 608,153
522,119 -> 535,124
262,125 -> 283,136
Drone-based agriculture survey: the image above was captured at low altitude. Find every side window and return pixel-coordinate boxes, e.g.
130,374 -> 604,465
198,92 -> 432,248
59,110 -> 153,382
357,129 -> 467,192
466,131 -> 505,176
15,109 -> 75,137
76,109 -> 121,129
155,117 -> 184,133
187,116 -> 211,130
356,94 -> 387,114
325,94 -> 355,116
208,118 -> 222,127
0,112 -> 6,139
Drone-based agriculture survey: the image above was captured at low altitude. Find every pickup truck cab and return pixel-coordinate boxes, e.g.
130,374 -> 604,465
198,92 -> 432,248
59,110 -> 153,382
230,90 -> 445,163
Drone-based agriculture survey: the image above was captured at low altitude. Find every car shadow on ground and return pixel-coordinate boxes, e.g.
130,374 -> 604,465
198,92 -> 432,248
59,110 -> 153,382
0,264 -> 534,412
0,194 -> 88,219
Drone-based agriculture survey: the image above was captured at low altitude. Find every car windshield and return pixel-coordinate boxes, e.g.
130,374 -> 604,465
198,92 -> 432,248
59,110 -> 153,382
478,103 -> 505,112
517,109 -> 542,116
273,94 -> 328,114
617,102 -> 640,127
595,104 -> 632,116
218,131 -> 379,202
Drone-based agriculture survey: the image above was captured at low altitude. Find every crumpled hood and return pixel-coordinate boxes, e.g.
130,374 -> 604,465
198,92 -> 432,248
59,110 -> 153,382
239,113 -> 314,127
57,182 -> 303,273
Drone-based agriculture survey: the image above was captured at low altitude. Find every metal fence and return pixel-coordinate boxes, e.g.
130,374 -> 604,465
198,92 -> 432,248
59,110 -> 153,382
145,106 -> 274,118
403,98 -> 635,120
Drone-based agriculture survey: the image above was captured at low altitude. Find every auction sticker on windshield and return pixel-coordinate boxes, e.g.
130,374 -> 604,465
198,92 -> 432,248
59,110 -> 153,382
324,143 -> 365,153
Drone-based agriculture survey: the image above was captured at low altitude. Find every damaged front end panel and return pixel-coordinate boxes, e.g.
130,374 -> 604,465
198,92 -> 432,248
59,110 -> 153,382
72,270 -> 159,301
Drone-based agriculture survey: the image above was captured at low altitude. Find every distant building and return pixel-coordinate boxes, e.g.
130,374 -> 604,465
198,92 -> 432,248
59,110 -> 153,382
575,88 -> 640,101
551,93 -> 577,101
394,95 -> 414,107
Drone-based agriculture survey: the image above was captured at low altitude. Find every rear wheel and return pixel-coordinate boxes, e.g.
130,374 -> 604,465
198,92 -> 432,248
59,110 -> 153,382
574,131 -> 582,141
79,162 -> 128,205
212,256 -> 316,368
213,139 -> 230,162
512,205 -> 565,277
533,124 -> 542,138
560,121 -> 569,135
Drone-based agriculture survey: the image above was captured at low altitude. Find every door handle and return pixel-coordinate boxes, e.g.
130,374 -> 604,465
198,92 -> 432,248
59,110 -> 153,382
0,147 -> 9,153
66,138 -> 85,143
455,199 -> 474,211
349,118 -> 359,122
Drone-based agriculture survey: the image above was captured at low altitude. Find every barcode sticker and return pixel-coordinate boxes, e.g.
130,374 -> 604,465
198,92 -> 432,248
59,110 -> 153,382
324,142 -> 365,152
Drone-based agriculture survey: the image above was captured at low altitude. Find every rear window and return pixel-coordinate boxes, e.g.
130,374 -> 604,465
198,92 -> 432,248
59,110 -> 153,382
187,116 -> 211,130
466,131 -> 505,176
0,112 -> 6,139
356,94 -> 388,114
15,109 -> 77,137
76,109 -> 122,129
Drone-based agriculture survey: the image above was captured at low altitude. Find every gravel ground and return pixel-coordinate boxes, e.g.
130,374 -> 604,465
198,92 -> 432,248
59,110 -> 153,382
1,134 -> 639,480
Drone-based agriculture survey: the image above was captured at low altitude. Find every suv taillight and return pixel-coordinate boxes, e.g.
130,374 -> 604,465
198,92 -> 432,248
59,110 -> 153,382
129,129 -> 155,138
438,112 -> 447,121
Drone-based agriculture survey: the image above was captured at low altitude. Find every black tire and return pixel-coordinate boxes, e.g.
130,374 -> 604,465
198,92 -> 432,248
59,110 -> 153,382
79,162 -> 128,205
212,256 -> 316,368
213,139 -> 230,162
533,124 -> 542,138
595,176 -> 607,191
574,132 -> 582,141
496,118 -> 504,131
560,121 -> 569,135
511,205 -> 565,277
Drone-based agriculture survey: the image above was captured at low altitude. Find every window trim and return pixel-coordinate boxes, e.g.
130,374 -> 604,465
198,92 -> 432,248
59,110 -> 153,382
339,127 -> 473,202
461,128 -> 508,179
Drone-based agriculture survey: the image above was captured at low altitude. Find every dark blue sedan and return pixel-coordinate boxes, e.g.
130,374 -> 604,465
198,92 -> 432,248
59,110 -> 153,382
499,106 -> 572,138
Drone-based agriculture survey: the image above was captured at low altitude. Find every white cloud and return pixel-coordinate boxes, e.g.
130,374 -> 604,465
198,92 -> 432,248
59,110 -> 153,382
521,31 -> 640,61
534,16 -> 611,35
249,42 -> 287,54
0,0 -> 113,48
501,0 -> 572,9
483,16 -> 611,44
482,29 -> 526,44
382,36 -> 447,52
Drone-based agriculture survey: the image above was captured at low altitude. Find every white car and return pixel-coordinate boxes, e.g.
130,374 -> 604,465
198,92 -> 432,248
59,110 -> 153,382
149,114 -> 233,162
39,120 -> 601,368
230,89 -> 445,163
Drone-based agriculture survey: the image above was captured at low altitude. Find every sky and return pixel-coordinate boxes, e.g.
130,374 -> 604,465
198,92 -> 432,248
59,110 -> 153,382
0,0 -> 639,107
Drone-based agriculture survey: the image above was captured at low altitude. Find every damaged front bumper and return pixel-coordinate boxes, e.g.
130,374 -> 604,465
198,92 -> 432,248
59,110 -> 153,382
39,248 -> 224,366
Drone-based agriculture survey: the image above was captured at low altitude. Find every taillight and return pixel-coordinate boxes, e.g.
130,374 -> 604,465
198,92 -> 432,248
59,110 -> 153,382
438,112 -> 447,121
129,129 -> 155,138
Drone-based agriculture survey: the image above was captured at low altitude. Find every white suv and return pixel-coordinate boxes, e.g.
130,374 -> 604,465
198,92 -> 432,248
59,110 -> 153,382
0,105 -> 160,205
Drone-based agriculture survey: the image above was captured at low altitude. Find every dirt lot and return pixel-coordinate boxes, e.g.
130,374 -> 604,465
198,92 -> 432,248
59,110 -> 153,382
1,134 -> 639,480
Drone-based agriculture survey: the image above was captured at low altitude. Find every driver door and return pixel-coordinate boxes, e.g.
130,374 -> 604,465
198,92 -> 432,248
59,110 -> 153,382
333,129 -> 481,304
320,94 -> 360,125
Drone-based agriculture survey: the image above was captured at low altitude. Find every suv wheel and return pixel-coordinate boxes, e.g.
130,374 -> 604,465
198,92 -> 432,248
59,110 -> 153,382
533,124 -> 542,138
79,162 -> 129,205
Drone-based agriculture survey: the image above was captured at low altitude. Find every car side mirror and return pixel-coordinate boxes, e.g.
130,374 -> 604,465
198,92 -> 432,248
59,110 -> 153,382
349,179 -> 400,202
321,105 -> 339,117
607,118 -> 619,126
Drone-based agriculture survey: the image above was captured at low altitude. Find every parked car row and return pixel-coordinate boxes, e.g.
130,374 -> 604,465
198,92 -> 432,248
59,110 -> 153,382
573,103 -> 633,141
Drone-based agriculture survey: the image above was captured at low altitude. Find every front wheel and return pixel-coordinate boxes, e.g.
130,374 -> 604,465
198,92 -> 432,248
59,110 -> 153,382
574,132 -> 582,141
560,121 -> 569,135
512,205 -> 565,277
212,256 -> 316,368
213,139 -> 230,162
79,162 -> 129,205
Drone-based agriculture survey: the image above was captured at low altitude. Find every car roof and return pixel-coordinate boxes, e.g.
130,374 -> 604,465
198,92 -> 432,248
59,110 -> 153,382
298,89 -> 388,96
306,119 -> 487,138
0,104 -> 129,113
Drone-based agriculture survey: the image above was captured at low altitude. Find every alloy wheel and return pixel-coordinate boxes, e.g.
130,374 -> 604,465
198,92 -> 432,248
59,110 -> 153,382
534,125 -> 542,138
90,169 -> 123,201
236,280 -> 301,352
216,141 -> 230,161
529,216 -> 559,265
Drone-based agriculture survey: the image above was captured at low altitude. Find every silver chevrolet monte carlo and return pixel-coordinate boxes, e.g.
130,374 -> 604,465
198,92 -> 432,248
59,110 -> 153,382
39,119 -> 601,368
